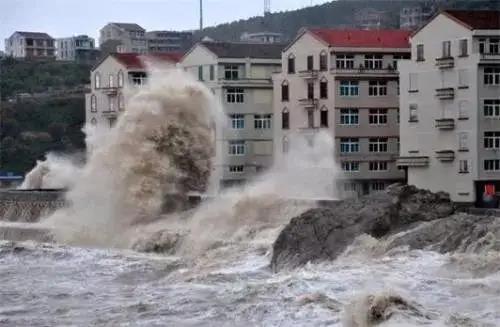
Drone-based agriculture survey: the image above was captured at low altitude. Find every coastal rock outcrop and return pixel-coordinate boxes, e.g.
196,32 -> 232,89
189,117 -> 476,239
271,184 -> 458,271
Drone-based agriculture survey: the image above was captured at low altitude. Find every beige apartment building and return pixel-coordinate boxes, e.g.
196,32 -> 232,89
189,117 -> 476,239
85,52 -> 181,128
4,31 -> 55,59
181,41 -> 284,190
273,28 -> 411,197
99,23 -> 147,55
398,10 -> 500,207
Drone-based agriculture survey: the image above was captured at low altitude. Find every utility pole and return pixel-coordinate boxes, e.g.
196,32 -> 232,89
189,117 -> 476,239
199,0 -> 203,31
264,0 -> 270,15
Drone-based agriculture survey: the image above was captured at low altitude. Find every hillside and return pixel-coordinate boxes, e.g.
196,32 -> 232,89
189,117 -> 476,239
194,0 -> 499,42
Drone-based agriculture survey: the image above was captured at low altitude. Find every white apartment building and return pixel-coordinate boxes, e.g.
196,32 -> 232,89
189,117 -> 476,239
240,32 -> 284,44
273,28 -> 411,198
99,23 -> 147,55
180,41 -> 284,190
86,53 -> 182,128
56,35 -> 99,64
398,10 -> 500,207
4,31 -> 55,59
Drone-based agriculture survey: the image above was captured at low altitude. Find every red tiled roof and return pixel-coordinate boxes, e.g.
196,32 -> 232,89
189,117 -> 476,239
309,29 -> 411,49
443,10 -> 500,30
112,52 -> 183,69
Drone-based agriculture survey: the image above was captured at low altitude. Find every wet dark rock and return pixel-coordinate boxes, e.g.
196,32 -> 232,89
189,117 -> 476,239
271,184 -> 456,271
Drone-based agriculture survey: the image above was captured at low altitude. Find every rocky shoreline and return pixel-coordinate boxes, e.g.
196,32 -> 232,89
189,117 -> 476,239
271,184 -> 500,272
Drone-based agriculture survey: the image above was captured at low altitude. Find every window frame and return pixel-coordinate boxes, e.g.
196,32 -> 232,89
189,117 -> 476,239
229,165 -> 244,173
339,80 -> 359,97
90,94 -> 97,112
368,81 -> 388,97
94,72 -> 101,88
340,108 -> 359,126
416,44 -> 424,61
341,161 -> 360,172
229,114 -> 245,129
369,109 -> 388,125
409,104 -> 418,122
484,99 -> 500,118
282,108 -> 290,130
364,54 -> 383,70
319,51 -> 328,71
368,137 -> 389,153
336,54 -> 354,69
228,140 -> 246,156
254,114 -> 272,130
369,161 -> 389,172
340,138 -> 360,153
307,55 -> 314,71
281,81 -> 289,102
484,67 -> 500,85
226,88 -> 244,103
287,54 -> 295,74
118,70 -> 124,87
459,39 -> 468,57
320,79 -> 328,99
224,64 -> 239,80
320,107 -> 328,128
442,40 -> 451,58
484,159 -> 500,172
484,131 -> 500,149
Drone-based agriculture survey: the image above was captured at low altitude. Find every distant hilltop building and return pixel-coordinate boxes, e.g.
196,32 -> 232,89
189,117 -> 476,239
4,31 -> 55,59
400,6 -> 437,30
146,30 -> 194,52
56,35 -> 100,64
240,32 -> 284,44
354,8 -> 390,30
99,23 -> 147,55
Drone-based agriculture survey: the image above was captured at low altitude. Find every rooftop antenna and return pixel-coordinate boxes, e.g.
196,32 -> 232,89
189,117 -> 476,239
264,0 -> 270,16
199,0 -> 203,31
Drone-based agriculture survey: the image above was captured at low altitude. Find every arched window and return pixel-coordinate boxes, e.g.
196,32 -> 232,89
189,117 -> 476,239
118,93 -> 125,111
281,80 -> 289,102
90,118 -> 97,126
320,77 -> 328,99
320,106 -> 329,128
90,94 -> 97,112
287,54 -> 295,74
109,74 -> 114,87
94,72 -> 101,88
319,50 -> 328,71
282,136 -> 289,154
118,70 -> 124,87
282,108 -> 290,130
109,98 -> 115,112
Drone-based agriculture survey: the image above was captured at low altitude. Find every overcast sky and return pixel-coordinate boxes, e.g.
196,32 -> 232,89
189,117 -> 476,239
0,0 -> 332,49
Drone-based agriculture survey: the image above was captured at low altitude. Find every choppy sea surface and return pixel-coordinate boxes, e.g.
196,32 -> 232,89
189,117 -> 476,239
1,238 -> 499,327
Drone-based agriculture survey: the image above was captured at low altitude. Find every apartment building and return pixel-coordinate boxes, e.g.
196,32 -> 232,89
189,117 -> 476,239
400,6 -> 436,30
4,31 -> 55,59
86,52 -> 182,128
354,8 -> 390,30
146,31 -> 193,53
56,35 -> 100,64
240,32 -> 284,44
398,10 -> 500,207
99,23 -> 147,55
273,28 -> 411,197
180,41 -> 284,190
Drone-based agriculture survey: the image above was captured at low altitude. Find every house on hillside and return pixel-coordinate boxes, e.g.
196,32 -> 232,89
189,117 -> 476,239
180,41 -> 284,190
273,28 -> 411,197
56,35 -> 100,64
398,10 -> 500,207
146,31 -> 193,53
99,23 -> 147,55
85,52 -> 182,128
4,31 -> 55,59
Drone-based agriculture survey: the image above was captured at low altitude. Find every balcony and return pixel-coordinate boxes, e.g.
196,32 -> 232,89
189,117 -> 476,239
101,87 -> 118,95
330,66 -> 398,78
435,150 -> 455,162
101,110 -> 118,118
397,156 -> 430,167
435,57 -> 455,69
480,52 -> 500,63
435,118 -> 455,130
298,70 -> 319,79
298,98 -> 318,109
218,78 -> 272,87
436,87 -> 455,100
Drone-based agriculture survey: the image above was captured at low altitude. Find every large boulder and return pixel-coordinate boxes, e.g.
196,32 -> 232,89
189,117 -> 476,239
271,184 -> 455,271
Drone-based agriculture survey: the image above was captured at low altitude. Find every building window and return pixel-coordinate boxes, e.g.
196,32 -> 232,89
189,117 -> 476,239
369,109 -> 388,125
392,54 -> 409,70
320,79 -> 328,99
307,82 -> 315,99
479,39 -> 486,54
94,72 -> 101,88
108,97 -> 115,112
226,88 -> 244,103
459,132 -> 468,151
319,51 -> 328,71
224,65 -> 239,80
409,73 -> 418,92
459,100 -> 469,119
229,165 -> 244,173
281,81 -> 289,101
230,114 -> 245,129
282,136 -> 289,153
280,108 -> 290,130
416,44 -> 424,61
369,138 -> 388,153
459,39 -> 468,57
228,141 -> 245,156
344,182 -> 357,192
342,161 -> 359,172
442,41 -> 451,58
307,109 -> 314,128
371,182 -> 386,191
340,138 -> 359,153
90,95 -> 97,112
90,118 -> 97,126
409,104 -> 418,122
484,131 -> 500,149
368,81 -> 387,96
198,66 -> 204,81
307,55 -> 314,71
288,54 -> 295,74
118,71 -> 124,87
484,99 -> 500,118
109,74 -> 114,87
484,159 -> 500,171
369,161 -> 388,171
118,94 -> 125,111
320,107 -> 328,128
484,67 -> 500,85
459,160 -> 470,174
254,114 -> 272,129
336,54 -> 354,69
210,65 -> 215,81
458,69 -> 468,87
339,81 -> 359,96
340,109 -> 359,125
490,38 -> 499,54
364,54 -> 383,70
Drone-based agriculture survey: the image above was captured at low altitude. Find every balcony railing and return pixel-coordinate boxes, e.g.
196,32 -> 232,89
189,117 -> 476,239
101,87 -> 118,95
298,70 -> 319,79
397,156 -> 430,167
480,52 -> 500,62
435,118 -> 455,130
435,57 -> 455,69
331,65 -> 398,77
298,98 -> 318,109
218,78 -> 272,87
101,110 -> 118,118
436,87 -> 455,100
435,150 -> 455,162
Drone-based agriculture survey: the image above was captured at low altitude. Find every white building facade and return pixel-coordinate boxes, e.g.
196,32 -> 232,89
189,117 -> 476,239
398,10 -> 500,207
